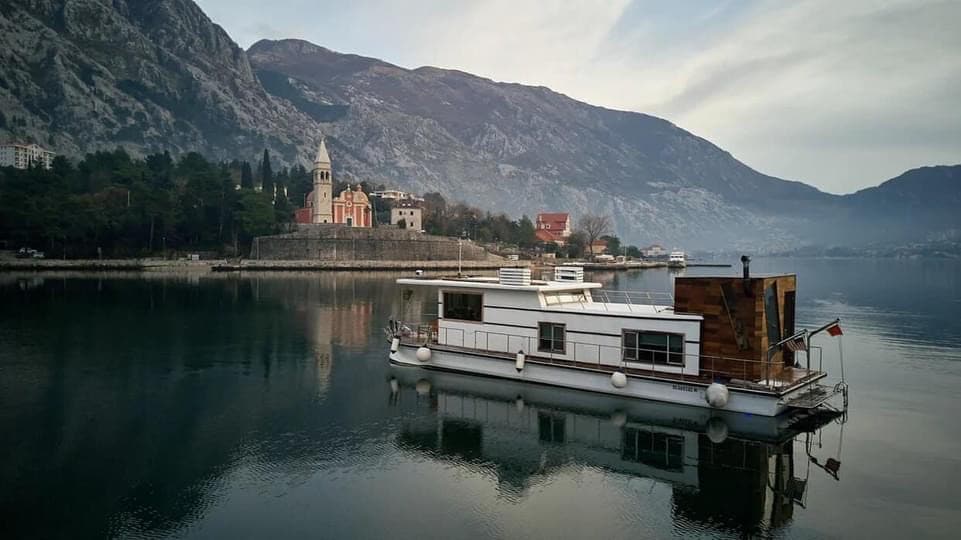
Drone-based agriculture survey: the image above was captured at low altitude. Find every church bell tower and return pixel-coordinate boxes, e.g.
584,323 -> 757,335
311,138 -> 333,224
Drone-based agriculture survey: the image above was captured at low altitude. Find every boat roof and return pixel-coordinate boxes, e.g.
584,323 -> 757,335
396,276 -> 603,292
553,302 -> 701,320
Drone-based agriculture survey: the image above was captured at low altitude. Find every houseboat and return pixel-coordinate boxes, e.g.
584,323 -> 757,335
668,251 -> 687,268
386,263 -> 848,417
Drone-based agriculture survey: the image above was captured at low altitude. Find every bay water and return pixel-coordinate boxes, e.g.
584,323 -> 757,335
2,258 -> 960,539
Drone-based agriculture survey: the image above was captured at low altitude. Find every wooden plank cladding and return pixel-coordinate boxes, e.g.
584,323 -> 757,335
675,274 -> 797,382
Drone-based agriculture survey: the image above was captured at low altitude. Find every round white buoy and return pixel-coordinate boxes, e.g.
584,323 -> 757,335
390,337 -> 400,353
705,383 -> 730,408
416,346 -> 432,362
415,379 -> 431,396
611,371 -> 628,389
515,350 -> 526,372
515,396 -> 525,412
610,411 -> 627,428
389,378 -> 399,394
706,416 -> 729,444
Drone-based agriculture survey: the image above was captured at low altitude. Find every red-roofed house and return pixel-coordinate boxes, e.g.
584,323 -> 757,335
535,212 -> 572,245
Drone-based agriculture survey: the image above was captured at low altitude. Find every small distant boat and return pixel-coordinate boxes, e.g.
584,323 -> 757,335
668,251 -> 687,268
386,260 -> 848,417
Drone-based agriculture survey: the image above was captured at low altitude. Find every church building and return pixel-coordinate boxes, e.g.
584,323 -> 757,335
332,184 -> 372,228
295,138 -> 372,227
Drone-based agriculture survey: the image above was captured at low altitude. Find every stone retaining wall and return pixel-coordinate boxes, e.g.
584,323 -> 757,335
251,225 -> 496,261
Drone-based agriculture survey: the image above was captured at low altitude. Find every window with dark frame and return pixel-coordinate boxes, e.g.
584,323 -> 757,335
622,330 -> 684,366
442,292 -> 483,322
538,322 -> 566,354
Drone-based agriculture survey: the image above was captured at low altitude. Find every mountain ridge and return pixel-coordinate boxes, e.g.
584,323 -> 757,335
0,1 -> 956,249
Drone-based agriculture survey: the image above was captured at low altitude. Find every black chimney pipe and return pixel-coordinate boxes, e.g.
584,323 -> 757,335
741,255 -> 751,280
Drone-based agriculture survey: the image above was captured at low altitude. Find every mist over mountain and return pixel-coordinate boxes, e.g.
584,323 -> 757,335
0,0 -> 956,250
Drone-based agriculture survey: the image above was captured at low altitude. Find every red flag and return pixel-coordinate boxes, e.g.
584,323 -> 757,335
826,322 -> 843,336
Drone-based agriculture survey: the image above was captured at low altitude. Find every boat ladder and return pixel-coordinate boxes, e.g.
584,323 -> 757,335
783,381 -> 849,411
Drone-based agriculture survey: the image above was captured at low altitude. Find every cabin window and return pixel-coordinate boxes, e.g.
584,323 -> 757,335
538,322 -> 566,354
543,291 -> 588,305
622,330 -> 684,366
443,292 -> 483,322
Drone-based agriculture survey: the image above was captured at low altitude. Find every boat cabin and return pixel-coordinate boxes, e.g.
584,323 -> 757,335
397,267 -> 805,387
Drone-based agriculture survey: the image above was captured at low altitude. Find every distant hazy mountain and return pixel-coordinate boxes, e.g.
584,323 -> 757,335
823,165 -> 961,246
0,1 -> 956,250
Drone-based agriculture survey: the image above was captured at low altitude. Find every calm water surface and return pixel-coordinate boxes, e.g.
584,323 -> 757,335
2,258 -> 960,539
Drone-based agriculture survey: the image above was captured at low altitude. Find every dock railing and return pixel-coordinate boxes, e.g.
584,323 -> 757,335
387,320 -> 823,393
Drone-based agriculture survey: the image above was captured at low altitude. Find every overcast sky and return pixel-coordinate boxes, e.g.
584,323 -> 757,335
196,0 -> 959,194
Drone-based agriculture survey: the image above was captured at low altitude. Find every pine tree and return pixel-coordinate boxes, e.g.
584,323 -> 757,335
240,161 -> 253,189
260,149 -> 273,199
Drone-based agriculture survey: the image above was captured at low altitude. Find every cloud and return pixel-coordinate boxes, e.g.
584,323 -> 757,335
617,1 -> 961,191
195,0 -> 961,193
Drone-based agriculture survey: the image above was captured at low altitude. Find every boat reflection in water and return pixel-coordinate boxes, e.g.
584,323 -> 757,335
388,367 -> 844,536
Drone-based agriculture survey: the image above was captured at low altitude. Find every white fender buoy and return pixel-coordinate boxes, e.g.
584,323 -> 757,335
706,416 -> 729,444
416,346 -> 432,362
389,378 -> 399,394
390,337 -> 400,353
515,350 -> 525,372
611,371 -> 628,389
515,396 -> 525,412
610,411 -> 627,428
705,383 -> 730,408
415,379 -> 431,396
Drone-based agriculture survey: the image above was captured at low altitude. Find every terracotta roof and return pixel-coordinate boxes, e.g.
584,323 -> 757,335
537,212 -> 569,223
535,229 -> 558,243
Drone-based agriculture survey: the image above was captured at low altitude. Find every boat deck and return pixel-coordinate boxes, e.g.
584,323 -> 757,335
405,339 -> 824,396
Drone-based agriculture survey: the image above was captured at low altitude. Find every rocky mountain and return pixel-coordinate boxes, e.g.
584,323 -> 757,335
0,0 -> 316,163
0,0 -> 956,250
246,38 -> 838,250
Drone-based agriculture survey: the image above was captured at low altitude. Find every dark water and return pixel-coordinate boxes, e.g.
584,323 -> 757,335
2,258 -> 960,539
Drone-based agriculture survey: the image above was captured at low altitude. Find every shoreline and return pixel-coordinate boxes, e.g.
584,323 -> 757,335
0,258 -> 527,273
0,258 -> 731,273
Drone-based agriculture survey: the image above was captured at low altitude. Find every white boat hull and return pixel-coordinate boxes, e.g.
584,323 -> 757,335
390,344 -> 811,417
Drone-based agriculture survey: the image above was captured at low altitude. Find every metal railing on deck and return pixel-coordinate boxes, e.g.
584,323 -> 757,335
591,289 -> 674,307
386,319 -> 823,392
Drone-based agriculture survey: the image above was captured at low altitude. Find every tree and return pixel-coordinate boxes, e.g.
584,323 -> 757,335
564,231 -> 587,259
517,215 -> 536,247
601,234 -> 621,256
240,161 -> 254,189
234,191 -> 275,248
578,213 -> 612,256
259,149 -> 273,198
625,245 -> 641,258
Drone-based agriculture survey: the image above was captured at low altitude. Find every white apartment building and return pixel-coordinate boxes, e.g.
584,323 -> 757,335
0,143 -> 55,170
371,190 -> 425,203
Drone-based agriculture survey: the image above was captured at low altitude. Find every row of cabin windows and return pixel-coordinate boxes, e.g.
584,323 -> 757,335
441,292 -> 684,366
540,322 -> 684,366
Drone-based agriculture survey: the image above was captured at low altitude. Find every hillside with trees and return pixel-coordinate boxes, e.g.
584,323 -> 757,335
0,149 -> 305,258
